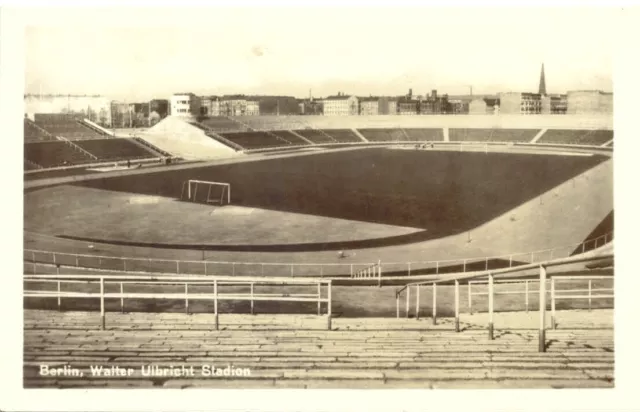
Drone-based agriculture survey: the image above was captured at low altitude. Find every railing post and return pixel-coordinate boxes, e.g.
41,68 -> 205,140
463,259 -> 466,272
123,259 -> 127,272
31,251 -> 35,263
120,282 -> 124,313
396,292 -> 400,319
53,253 -> 56,266
261,264 -> 264,277
539,265 -> 547,353
214,280 -> 219,330
177,261 -> 180,274
250,283 -> 255,315
415,285 -> 420,320
432,282 -> 437,325
57,281 -> 61,311
488,274 -> 494,340
525,280 -> 529,313
327,280 -> 332,331
588,280 -> 592,311
232,263 -> 235,276
485,258 -> 488,271
76,255 -> 79,267
100,277 -> 105,330
436,261 -> 439,275
204,261 -> 208,276
408,262 -> 411,277
291,265 -> 294,277
185,283 -> 189,314
582,242 -> 586,254
454,280 -> 460,332
317,282 -> 321,316
468,282 -> 472,314
350,264 -> 353,278
551,277 -> 556,329
509,255 -> 513,268
378,261 -> 382,288
406,286 -> 410,318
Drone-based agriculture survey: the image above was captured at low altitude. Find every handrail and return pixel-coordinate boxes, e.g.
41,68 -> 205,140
24,118 -> 58,141
352,260 -> 382,286
395,251 -> 614,299
24,274 -> 333,330
55,135 -> 99,160
131,136 -> 174,158
24,231 -> 613,279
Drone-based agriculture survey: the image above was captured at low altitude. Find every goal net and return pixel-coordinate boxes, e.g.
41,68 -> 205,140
180,179 -> 231,206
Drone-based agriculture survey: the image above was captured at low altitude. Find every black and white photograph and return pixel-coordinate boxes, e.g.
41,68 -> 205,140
2,3 -> 640,411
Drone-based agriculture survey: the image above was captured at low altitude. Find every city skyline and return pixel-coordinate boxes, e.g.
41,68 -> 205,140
24,8 -> 615,101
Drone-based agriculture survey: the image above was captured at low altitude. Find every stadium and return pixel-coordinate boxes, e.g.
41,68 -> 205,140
23,110 -> 614,389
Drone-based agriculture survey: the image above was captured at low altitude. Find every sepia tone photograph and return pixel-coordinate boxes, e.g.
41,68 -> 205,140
9,4 -> 626,398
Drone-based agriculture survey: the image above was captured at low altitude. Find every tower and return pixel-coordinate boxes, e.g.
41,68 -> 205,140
538,63 -> 547,96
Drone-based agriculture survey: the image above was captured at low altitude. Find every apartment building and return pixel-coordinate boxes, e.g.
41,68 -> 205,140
322,93 -> 359,116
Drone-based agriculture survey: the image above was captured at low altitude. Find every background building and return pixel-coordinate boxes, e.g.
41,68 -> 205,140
387,99 -> 397,115
448,99 -> 469,114
542,94 -> 568,114
298,98 -> 323,115
499,92 -> 542,114
199,96 -> 221,116
420,90 -> 449,115
170,93 -> 201,116
322,93 -> 359,116
218,95 -> 261,116
566,90 -> 613,114
253,96 -> 299,115
396,96 -> 419,115
359,97 -> 379,115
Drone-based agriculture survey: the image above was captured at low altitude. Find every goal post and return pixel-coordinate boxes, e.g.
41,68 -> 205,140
180,179 -> 231,205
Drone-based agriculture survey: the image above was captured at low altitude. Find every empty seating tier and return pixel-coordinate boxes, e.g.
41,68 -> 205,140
292,129 -> 336,144
358,128 -> 408,142
24,119 -> 56,142
74,139 -> 158,161
24,141 -> 95,168
293,129 -> 361,144
269,130 -> 310,146
320,129 -> 362,142
449,129 -> 539,142
220,131 -> 308,150
402,128 -> 445,141
197,117 -> 248,133
537,129 -> 614,146
24,310 -> 613,389
35,119 -> 106,140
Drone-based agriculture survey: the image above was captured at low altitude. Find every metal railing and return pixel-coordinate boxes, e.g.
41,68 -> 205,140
24,231 -> 612,279
351,260 -> 382,286
24,274 -> 333,330
550,275 -> 614,329
393,252 -> 613,352
467,278 -> 551,314
56,135 -> 99,160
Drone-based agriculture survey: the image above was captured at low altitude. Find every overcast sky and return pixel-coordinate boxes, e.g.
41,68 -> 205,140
23,7 -> 617,101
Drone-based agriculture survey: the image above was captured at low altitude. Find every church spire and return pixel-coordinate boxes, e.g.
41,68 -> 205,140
538,63 -> 547,96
